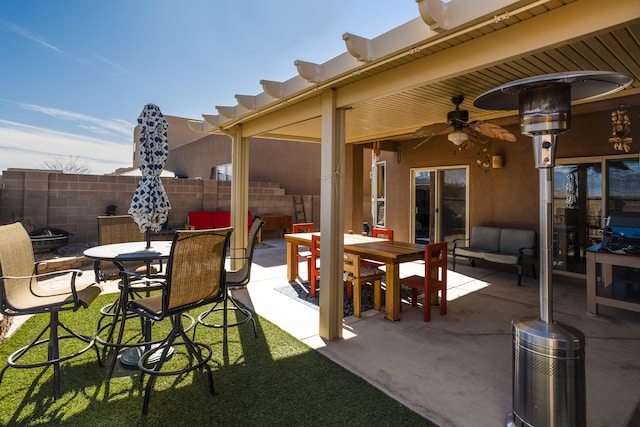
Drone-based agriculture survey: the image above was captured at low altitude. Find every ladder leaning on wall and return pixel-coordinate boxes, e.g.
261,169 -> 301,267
293,195 -> 306,223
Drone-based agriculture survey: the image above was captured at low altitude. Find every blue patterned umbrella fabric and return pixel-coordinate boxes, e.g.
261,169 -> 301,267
129,104 -> 171,246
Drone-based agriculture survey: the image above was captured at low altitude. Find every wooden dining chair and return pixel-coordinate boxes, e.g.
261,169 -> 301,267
343,253 -> 385,317
400,242 -> 448,322
309,234 -> 321,298
365,228 -> 394,268
292,223 -> 314,281
372,228 -> 394,240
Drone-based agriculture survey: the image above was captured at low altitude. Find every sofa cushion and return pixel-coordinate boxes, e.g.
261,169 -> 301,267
468,226 -> 501,252
210,211 -> 230,227
188,211 -> 215,229
500,228 -> 536,257
483,252 -> 520,265
455,247 -> 488,259
188,211 -> 253,230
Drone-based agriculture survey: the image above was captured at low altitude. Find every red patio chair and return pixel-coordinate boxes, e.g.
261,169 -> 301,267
372,228 -> 394,240
309,234 -> 321,298
292,223 -> 314,281
400,242 -> 447,322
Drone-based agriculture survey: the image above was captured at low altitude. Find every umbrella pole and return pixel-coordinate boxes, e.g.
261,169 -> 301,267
145,228 -> 152,297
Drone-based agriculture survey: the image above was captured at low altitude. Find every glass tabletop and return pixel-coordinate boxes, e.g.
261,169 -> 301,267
83,241 -> 172,261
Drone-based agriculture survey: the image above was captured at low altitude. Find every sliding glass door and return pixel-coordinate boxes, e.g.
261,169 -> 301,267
411,167 -> 468,245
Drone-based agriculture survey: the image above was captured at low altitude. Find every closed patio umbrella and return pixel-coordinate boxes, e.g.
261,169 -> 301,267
129,104 -> 171,248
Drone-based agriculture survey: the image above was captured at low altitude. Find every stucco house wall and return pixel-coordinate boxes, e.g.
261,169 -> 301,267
165,133 -> 322,196
133,115 -> 322,196
132,115 -> 205,168
355,102 -> 640,243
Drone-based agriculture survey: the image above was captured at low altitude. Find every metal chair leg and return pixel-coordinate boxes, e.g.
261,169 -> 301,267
0,311 -> 97,399
197,291 -> 258,339
140,316 -> 214,416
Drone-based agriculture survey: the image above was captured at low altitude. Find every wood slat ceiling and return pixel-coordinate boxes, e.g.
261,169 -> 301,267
344,19 -> 640,143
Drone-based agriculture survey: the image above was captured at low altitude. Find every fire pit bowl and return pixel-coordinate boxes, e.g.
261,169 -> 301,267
29,228 -> 72,253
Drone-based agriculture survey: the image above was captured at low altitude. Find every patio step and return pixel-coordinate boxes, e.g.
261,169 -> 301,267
36,256 -> 93,274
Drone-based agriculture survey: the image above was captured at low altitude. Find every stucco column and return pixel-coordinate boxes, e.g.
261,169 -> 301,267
318,89 -> 345,340
344,144 -> 363,233
230,126 -> 250,270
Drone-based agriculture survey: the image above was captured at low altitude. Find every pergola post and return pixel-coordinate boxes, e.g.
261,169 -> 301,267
230,126 -> 250,270
318,89 -> 345,340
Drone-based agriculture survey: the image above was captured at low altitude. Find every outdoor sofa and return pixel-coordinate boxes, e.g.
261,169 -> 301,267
452,225 -> 537,286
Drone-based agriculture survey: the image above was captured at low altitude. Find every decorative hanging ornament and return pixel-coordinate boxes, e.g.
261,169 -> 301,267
475,148 -> 491,172
608,106 -> 632,152
373,140 -> 381,157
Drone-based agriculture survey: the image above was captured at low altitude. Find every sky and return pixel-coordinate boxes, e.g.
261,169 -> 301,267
0,0 -> 419,174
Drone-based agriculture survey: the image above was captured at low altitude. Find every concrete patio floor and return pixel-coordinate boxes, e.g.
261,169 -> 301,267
236,237 -> 640,427
8,236 -> 640,426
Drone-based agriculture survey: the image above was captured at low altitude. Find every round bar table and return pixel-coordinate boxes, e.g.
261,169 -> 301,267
84,241 -> 172,371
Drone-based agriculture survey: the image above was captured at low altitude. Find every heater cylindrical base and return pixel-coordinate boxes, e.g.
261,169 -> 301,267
509,317 -> 586,427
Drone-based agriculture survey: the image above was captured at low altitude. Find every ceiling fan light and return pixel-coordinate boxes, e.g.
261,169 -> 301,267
448,130 -> 468,146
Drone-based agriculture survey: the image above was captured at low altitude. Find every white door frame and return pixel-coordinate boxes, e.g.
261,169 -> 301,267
409,165 -> 469,244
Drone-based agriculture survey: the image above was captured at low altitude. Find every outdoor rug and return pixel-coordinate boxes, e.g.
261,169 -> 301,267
276,281 -> 423,317
254,242 -> 274,250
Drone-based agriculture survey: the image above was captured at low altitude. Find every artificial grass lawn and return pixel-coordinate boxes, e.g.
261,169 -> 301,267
0,294 -> 434,426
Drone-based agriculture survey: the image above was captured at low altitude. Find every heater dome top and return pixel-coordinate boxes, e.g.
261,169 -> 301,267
473,71 -> 633,111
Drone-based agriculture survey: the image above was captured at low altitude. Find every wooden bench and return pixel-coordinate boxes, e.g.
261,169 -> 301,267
260,214 -> 292,237
452,226 -> 537,286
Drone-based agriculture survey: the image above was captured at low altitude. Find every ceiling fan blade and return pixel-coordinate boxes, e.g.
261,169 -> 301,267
413,122 -> 450,138
465,129 -> 489,145
469,121 -> 517,142
413,134 -> 437,150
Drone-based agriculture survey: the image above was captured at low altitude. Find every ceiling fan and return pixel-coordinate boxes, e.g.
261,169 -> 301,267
413,95 -> 517,150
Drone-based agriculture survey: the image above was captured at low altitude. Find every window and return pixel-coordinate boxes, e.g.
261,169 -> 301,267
607,159 -> 640,214
216,163 -> 232,181
372,161 -> 386,227
554,155 -> 640,275
553,163 -> 602,273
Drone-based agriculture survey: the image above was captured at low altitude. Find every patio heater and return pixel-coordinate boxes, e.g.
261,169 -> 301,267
474,71 -> 633,427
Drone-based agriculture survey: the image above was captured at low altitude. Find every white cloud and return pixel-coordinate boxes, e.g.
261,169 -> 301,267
0,119 -> 133,174
76,125 -> 113,135
19,103 -> 134,137
0,18 -> 91,64
92,54 -> 133,77
0,18 -> 63,54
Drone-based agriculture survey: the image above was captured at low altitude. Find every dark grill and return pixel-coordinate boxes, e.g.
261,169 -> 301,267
597,213 -> 640,255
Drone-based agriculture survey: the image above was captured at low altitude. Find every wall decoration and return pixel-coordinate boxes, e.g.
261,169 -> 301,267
608,106 -> 632,152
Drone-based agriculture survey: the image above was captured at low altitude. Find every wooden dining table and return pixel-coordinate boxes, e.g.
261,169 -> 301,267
284,232 -> 425,320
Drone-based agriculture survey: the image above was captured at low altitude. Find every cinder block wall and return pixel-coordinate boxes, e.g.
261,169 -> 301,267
0,170 -> 318,243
